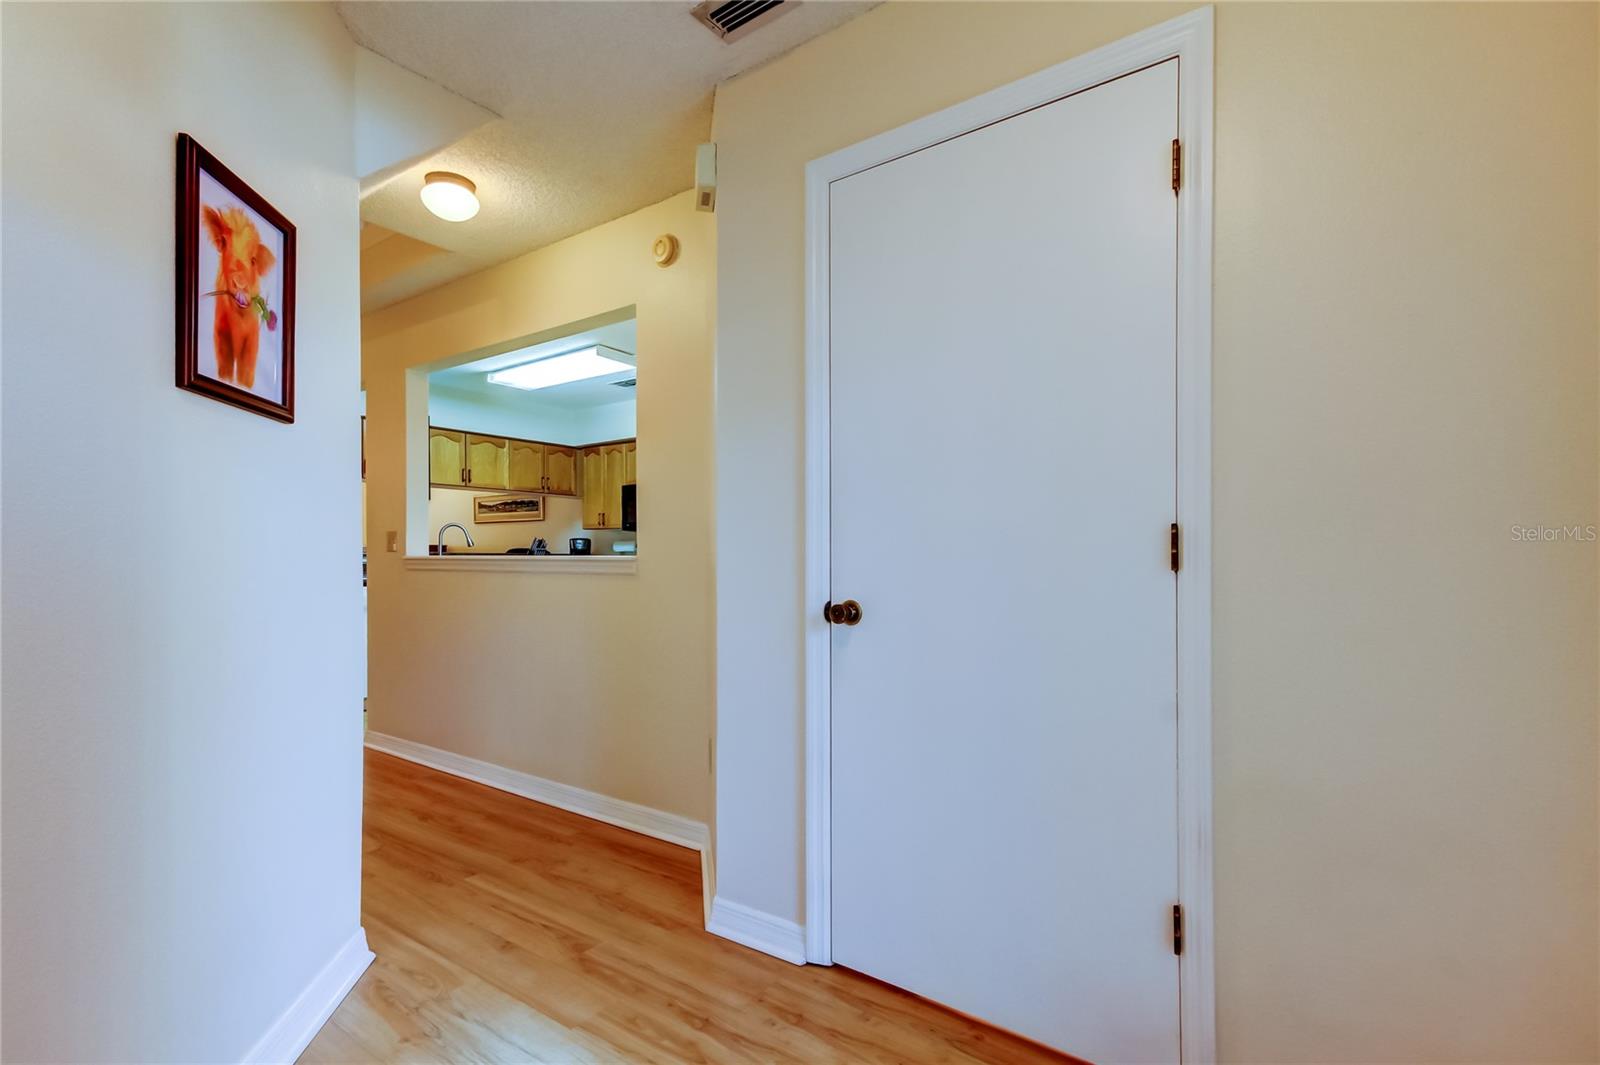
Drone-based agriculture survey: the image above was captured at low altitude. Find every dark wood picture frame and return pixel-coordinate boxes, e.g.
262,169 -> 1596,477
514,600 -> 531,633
175,133 -> 297,423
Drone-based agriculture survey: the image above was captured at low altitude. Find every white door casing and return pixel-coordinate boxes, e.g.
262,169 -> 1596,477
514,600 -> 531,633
802,8 -> 1214,1063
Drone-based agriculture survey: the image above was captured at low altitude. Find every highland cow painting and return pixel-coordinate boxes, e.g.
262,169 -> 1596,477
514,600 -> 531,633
175,134 -> 296,422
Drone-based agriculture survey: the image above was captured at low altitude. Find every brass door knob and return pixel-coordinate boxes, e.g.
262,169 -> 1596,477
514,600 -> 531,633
823,600 -> 863,626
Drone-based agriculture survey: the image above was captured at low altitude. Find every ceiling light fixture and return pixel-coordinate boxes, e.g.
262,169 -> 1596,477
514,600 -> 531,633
487,346 -> 633,392
420,171 -> 479,222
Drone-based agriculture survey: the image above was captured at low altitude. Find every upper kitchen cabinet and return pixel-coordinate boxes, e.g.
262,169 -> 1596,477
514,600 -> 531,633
581,447 -> 606,528
603,444 -> 627,525
508,438 -> 579,495
581,440 -> 636,530
430,427 -> 582,495
623,441 -> 637,486
544,445 -> 578,496
465,434 -> 507,489
429,428 -> 466,486
506,438 -> 544,492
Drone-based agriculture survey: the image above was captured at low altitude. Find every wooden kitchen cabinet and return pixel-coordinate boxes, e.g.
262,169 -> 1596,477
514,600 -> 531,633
433,423 -> 621,506
429,428 -> 466,486
544,446 -> 577,496
581,441 -> 634,530
623,441 -> 637,485
506,438 -> 544,492
466,434 -> 507,489
603,444 -> 626,525
581,447 -> 606,528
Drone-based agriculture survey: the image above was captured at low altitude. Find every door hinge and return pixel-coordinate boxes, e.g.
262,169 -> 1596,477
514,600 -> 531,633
1170,522 -> 1181,573
1171,139 -> 1182,195
1173,903 -> 1184,956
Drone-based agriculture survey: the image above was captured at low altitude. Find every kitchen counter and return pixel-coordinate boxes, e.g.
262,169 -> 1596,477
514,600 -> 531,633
404,552 -> 637,575
426,547 -> 628,557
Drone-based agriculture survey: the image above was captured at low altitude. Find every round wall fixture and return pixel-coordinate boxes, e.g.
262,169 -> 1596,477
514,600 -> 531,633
652,234 -> 680,267
420,171 -> 480,222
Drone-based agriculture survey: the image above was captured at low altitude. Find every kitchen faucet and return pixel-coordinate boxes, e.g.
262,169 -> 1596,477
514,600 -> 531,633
437,523 -> 474,554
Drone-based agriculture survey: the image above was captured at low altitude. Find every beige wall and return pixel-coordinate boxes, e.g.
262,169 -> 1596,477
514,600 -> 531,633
365,190 -> 714,823
711,3 -> 1600,1061
2,3 -> 365,1061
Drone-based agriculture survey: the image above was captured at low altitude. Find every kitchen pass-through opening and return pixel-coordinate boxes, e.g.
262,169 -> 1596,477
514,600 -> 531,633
417,307 -> 640,561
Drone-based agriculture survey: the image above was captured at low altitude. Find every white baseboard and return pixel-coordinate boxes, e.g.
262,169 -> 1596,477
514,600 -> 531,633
364,731 -> 710,852
700,845 -> 716,927
242,927 -> 373,1064
707,896 -> 806,966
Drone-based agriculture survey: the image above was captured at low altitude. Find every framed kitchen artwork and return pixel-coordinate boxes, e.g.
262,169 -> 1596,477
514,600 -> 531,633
175,133 -> 296,422
474,494 -> 546,523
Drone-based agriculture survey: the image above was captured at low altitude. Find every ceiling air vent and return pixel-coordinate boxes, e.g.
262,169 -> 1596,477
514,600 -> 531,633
691,0 -> 794,43
614,379 -> 638,389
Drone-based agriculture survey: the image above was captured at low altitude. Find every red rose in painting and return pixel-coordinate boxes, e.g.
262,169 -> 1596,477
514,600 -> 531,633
201,205 -> 276,389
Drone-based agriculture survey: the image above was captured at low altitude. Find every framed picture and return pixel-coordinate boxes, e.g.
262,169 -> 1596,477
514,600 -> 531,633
175,133 -> 296,422
474,493 -> 546,523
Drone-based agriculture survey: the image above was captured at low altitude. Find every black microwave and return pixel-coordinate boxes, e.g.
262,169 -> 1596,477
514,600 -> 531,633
620,483 -> 637,532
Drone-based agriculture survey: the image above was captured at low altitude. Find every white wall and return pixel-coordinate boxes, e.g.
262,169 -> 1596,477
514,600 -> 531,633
2,4 -> 364,1062
354,46 -> 496,184
574,400 -> 637,445
428,383 -> 637,445
711,3 -> 1599,1062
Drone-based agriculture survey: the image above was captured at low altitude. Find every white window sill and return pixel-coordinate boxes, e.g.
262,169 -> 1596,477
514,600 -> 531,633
402,555 -> 638,575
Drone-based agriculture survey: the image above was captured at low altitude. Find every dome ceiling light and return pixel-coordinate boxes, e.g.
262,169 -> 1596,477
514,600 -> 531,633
420,171 -> 479,222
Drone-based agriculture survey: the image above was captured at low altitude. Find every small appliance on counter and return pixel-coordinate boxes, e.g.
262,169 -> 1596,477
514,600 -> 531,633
569,537 -> 592,555
612,541 -> 637,555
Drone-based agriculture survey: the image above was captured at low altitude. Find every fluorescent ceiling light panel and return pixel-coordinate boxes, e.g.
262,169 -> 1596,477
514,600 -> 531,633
486,346 -> 633,391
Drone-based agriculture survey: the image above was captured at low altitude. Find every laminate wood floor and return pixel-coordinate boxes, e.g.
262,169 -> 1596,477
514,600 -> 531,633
300,750 -> 1075,1065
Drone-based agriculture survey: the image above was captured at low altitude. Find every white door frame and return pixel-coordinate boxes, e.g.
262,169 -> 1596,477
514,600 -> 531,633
801,8 -> 1215,1062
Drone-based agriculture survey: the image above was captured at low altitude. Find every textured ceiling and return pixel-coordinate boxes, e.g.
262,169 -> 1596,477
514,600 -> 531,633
341,1 -> 878,310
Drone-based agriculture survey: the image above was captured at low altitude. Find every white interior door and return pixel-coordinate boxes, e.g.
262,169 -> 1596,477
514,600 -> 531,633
828,59 -> 1180,1063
